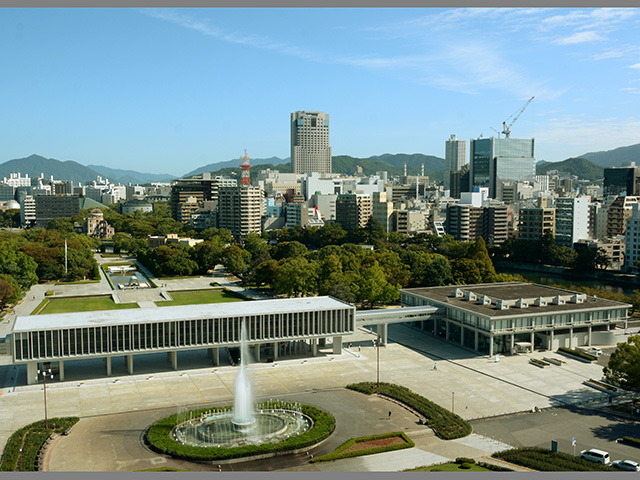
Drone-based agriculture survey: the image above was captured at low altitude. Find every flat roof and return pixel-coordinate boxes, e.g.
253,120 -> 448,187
402,282 -> 631,319
13,296 -> 354,332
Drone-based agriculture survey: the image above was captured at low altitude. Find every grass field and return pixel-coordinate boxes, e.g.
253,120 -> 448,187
157,289 -> 246,307
35,296 -> 139,315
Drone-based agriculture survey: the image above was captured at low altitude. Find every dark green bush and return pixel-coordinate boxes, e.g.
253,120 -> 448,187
346,382 -> 472,440
460,462 -> 473,469
477,462 -> 513,471
147,402 -> 334,461
0,417 -> 79,472
557,347 -> 596,362
493,447 -> 612,471
621,436 -> 640,448
455,457 -> 476,464
311,431 -> 414,463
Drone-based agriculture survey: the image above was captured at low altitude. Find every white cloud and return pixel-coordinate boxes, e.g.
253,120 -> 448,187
554,31 -> 607,45
630,63 -> 640,69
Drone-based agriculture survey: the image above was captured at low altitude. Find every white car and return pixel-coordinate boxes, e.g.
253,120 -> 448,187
580,448 -> 610,464
585,347 -> 603,356
612,460 -> 640,472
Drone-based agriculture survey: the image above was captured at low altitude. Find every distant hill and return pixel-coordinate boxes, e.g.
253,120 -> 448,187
536,157 -> 604,181
183,156 -> 289,178
87,165 -> 176,184
580,143 -> 640,168
0,154 -> 102,184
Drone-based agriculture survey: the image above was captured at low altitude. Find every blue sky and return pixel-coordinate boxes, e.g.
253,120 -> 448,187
2,8 -> 640,176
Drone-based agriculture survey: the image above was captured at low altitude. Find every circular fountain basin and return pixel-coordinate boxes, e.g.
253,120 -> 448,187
173,409 -> 311,448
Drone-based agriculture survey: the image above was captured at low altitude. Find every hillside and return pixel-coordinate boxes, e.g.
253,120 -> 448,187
87,165 -> 176,184
536,157 -> 604,181
0,154 -> 101,184
580,143 -> 640,168
182,156 -> 289,178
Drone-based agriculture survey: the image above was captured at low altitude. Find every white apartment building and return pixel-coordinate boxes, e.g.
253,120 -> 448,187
217,185 -> 263,240
554,197 -> 590,247
624,203 -> 640,273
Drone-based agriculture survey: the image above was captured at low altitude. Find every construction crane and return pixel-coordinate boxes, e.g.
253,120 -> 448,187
501,96 -> 534,138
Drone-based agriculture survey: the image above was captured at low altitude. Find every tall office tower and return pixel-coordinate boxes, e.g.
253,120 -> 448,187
170,173 -> 237,224
554,197 -> 590,247
217,185 -> 263,241
335,192 -> 372,231
372,191 -> 394,233
470,137 -> 535,199
444,134 -> 467,190
34,194 -> 80,228
291,111 -> 332,174
624,203 -> 640,273
449,164 -> 471,199
603,165 -> 640,197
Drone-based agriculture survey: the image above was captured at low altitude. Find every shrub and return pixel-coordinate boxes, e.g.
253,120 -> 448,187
311,431 -> 414,463
0,417 -> 79,471
493,447 -> 612,471
455,457 -> 476,464
621,436 -> 640,448
460,463 -> 473,469
346,382 -> 472,440
557,347 -> 596,362
477,461 -> 513,471
45,291 -> 54,297
146,402 -> 334,462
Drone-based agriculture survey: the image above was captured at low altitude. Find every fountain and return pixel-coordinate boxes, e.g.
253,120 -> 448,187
172,319 -> 311,448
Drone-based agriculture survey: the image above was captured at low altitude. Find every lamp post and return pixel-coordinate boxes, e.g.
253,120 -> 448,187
376,332 -> 380,388
452,392 -> 455,414
37,368 -> 54,430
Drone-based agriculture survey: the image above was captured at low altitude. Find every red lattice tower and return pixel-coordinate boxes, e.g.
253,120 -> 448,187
241,149 -> 252,186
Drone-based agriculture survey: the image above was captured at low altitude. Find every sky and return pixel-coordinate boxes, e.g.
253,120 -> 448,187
2,8 -> 640,176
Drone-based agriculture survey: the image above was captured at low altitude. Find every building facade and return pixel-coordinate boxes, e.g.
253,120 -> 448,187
335,192 -> 372,231
444,134 -> 467,191
518,207 -> 556,241
446,204 -> 508,245
34,194 -> 80,229
217,185 -> 263,241
554,197 -> 590,247
607,196 -> 639,238
402,282 -> 630,356
291,111 -> 332,174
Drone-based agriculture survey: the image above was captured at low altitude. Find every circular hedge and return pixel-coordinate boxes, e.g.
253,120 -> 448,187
146,402 -> 335,462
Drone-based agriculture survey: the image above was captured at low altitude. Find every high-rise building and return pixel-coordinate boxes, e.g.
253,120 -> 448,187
170,173 -> 237,224
517,207 -> 555,241
291,111 -> 332,174
444,134 -> 467,191
34,194 -> 80,228
217,185 -> 263,241
554,197 -> 590,247
445,204 -> 508,245
603,165 -> 640,197
372,191 -> 394,233
470,137 -> 535,199
335,192 -> 372,231
624,203 -> 640,273
607,196 -> 639,238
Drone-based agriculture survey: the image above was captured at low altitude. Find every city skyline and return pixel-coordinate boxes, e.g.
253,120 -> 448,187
3,8 -> 640,175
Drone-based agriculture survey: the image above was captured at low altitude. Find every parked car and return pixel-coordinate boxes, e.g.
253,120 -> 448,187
585,347 -> 603,356
612,460 -> 640,471
580,449 -> 611,464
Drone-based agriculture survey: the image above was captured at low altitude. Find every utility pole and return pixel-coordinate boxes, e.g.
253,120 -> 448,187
37,368 -> 54,429
376,332 -> 380,388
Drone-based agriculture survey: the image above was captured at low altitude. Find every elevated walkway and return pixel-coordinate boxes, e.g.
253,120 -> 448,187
356,306 -> 441,345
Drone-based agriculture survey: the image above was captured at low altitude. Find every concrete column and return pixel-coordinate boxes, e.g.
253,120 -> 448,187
311,339 -> 318,357
489,336 -> 494,357
530,331 -> 535,352
510,333 -> 515,355
58,360 -> 65,382
207,348 -> 212,358
474,331 -> 479,352
105,356 -> 112,376
549,330 -> 554,351
333,336 -> 342,354
460,327 -> 465,347
379,324 -> 388,346
319,338 -> 326,347
569,327 -> 573,348
587,326 -> 592,345
254,344 -> 260,362
445,321 -> 450,341
126,355 -> 134,375
27,362 -> 37,385
273,342 -> 279,360
167,351 -> 178,370
214,348 -> 220,366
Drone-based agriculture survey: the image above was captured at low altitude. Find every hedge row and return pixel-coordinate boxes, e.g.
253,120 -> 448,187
0,417 -> 79,472
493,447 -> 612,471
557,347 -> 597,362
146,402 -> 335,461
621,436 -> 640,448
311,431 -> 414,463
346,382 -> 472,440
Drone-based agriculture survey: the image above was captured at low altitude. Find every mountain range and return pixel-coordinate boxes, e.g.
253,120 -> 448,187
1,143 -> 639,186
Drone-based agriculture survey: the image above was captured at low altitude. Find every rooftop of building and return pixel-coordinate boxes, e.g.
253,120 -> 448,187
13,296 -> 354,332
402,282 -> 630,318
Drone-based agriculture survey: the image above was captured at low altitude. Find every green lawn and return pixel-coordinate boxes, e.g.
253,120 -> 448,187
157,289 -> 247,307
35,296 -> 139,315
408,462 -> 495,472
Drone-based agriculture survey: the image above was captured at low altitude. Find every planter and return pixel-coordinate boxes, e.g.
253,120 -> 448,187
543,357 -> 565,366
583,379 -> 619,396
556,349 -> 595,363
529,359 -> 550,368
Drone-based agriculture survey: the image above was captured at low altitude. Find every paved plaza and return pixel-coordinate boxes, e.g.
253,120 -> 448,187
0,257 -> 635,471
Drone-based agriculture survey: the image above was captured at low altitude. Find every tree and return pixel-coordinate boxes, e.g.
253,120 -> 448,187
353,261 -> 400,308
0,274 -> 21,308
0,248 -> 39,289
192,241 -> 223,274
422,255 -> 454,286
273,257 -> 318,297
222,245 -> 251,278
603,335 -> 640,391
451,258 -> 482,285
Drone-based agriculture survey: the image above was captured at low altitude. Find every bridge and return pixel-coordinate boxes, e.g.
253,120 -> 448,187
356,305 -> 441,345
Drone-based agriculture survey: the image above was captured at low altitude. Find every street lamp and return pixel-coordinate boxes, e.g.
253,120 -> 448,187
452,392 -> 455,414
37,368 -> 54,430
376,332 -> 380,388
